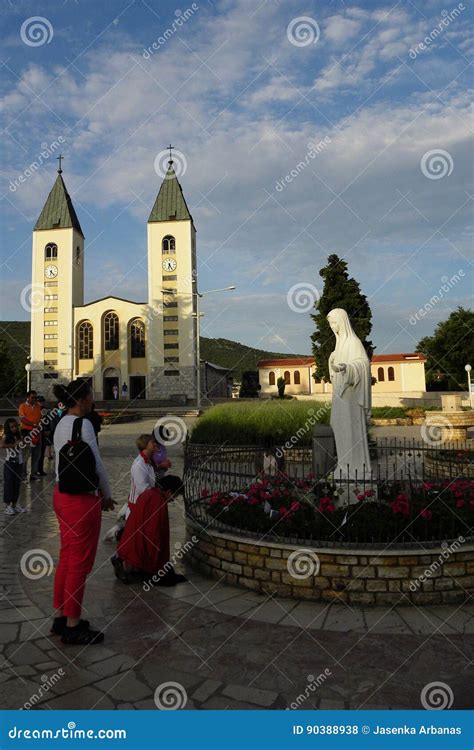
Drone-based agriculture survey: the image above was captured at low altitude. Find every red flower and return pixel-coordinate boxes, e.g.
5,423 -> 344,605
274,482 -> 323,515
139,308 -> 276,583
420,508 -> 432,520
320,496 -> 335,513
200,488 -> 209,498
357,494 -> 365,502
456,499 -> 465,509
364,489 -> 375,497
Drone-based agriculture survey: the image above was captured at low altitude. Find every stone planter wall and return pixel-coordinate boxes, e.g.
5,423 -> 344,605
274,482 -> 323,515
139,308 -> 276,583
424,452 -> 474,479
186,519 -> 474,606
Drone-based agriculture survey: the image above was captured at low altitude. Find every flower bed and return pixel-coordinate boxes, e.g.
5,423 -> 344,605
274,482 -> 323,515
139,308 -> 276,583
200,475 -> 474,545
98,411 -> 142,425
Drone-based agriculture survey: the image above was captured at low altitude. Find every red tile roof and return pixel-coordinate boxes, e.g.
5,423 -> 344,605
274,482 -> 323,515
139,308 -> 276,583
372,353 -> 426,363
258,357 -> 314,367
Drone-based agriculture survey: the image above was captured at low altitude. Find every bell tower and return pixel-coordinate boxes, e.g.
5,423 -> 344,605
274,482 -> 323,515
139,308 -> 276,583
147,152 -> 197,400
30,157 -> 84,395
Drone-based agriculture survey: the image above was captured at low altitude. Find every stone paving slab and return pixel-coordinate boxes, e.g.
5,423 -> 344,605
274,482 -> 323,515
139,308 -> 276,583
0,418 -> 472,711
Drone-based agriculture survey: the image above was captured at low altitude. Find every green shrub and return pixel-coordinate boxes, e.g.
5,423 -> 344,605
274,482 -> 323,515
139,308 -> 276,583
190,401 -> 330,446
371,407 -> 409,419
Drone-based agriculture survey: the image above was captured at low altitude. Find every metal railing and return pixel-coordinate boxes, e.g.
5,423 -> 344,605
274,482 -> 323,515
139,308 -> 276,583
183,440 -> 474,548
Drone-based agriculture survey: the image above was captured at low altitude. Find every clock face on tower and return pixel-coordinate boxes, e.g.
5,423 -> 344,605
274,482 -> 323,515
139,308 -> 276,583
44,264 -> 58,279
162,258 -> 177,272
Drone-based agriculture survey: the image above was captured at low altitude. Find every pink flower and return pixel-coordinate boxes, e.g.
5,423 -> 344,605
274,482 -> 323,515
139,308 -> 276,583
456,499 -> 465,509
420,508 -> 432,520
290,501 -> 301,511
357,494 -> 365,502
364,490 -> 375,497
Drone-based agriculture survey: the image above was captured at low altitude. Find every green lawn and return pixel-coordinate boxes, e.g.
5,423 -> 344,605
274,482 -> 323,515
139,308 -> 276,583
190,400 -> 330,446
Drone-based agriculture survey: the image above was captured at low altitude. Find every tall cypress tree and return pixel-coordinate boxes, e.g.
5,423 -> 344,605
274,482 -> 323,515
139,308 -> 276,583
311,254 -> 374,381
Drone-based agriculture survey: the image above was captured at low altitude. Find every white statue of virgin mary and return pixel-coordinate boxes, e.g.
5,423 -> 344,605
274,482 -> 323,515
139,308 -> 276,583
327,308 -> 371,480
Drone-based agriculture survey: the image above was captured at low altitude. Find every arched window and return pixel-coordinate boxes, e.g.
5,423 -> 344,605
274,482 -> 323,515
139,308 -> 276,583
269,371 -> 275,386
388,366 -> 395,382
294,370 -> 301,385
45,243 -> 57,261
162,235 -> 176,254
78,322 -> 93,359
284,370 -> 291,385
377,367 -> 385,382
130,319 -> 145,358
75,246 -> 81,265
104,312 -> 119,350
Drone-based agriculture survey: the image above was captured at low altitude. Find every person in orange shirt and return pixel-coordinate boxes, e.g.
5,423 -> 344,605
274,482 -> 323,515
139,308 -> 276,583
18,390 -> 42,481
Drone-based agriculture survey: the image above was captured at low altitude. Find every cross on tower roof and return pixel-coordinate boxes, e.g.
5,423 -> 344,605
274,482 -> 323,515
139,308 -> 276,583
167,144 -> 174,166
57,154 -> 64,174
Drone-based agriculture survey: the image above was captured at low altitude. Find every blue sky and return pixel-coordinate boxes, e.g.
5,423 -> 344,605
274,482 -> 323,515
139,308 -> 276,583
1,0 -> 472,355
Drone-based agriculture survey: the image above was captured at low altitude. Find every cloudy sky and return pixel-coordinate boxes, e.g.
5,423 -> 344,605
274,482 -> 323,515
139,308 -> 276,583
1,0 -> 472,355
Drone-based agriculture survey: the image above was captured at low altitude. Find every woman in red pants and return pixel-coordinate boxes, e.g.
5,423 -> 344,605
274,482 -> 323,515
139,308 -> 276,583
52,379 -> 115,645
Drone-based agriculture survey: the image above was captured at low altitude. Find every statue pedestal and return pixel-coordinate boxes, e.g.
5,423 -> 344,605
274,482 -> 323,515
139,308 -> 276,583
333,480 -> 377,509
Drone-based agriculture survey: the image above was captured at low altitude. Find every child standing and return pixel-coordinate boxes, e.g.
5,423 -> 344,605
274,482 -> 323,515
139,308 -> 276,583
1,419 -> 25,514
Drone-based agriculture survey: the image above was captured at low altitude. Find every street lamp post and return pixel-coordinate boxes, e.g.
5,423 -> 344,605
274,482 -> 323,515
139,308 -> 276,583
162,285 -> 236,410
25,363 -> 31,392
465,364 -> 473,408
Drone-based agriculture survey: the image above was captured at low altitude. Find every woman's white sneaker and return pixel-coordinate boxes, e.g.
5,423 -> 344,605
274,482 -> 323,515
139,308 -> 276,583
4,506 -> 15,515
13,505 -> 26,513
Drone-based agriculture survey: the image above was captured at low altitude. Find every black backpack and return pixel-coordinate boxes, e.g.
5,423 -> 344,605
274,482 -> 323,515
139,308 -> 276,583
58,417 -> 99,494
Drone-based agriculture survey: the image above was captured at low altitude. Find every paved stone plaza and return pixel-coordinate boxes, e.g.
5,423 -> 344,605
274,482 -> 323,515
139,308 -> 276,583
0,419 -> 472,710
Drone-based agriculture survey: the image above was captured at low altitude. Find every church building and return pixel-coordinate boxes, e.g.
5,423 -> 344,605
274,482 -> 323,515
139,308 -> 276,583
29,157 -> 197,400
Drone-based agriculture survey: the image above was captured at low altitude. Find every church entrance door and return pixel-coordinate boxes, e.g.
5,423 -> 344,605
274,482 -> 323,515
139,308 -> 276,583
103,368 -> 120,400
130,376 -> 146,400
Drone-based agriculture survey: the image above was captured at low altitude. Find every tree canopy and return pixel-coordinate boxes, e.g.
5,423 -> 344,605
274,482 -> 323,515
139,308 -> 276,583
417,307 -> 474,391
311,254 -> 374,381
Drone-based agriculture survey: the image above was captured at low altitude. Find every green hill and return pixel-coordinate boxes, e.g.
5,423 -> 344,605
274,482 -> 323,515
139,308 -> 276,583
0,321 -> 305,394
200,337 -> 304,381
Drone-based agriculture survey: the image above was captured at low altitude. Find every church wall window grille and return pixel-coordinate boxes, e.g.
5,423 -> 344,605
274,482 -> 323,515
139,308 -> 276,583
44,347 -> 58,353
44,373 -> 58,379
44,281 -> 58,287
269,371 -> 275,386
163,301 -> 178,309
294,370 -> 301,385
377,367 -> 385,382
130,319 -> 146,358
164,343 -> 179,350
104,312 -> 119,350
388,366 -> 395,381
44,307 -> 58,313
165,357 -> 179,363
44,320 -> 58,326
164,316 -> 178,322
45,294 -> 58,300
164,329 -> 179,336
75,246 -> 81,265
45,243 -> 58,261
44,333 -> 58,339
78,321 -> 94,359
164,370 -> 180,376
44,360 -> 58,366
162,235 -> 176,254
284,370 -> 291,385
163,275 -> 177,281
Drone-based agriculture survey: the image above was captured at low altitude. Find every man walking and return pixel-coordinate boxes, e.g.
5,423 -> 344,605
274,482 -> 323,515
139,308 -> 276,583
18,390 -> 42,481
121,381 -> 128,400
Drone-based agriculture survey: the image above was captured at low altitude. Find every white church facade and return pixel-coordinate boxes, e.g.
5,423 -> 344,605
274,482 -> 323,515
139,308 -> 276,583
30,158 -> 197,400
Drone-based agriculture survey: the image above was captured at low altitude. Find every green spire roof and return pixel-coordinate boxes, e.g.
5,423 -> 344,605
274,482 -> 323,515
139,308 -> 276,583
148,163 -> 193,223
34,174 -> 84,237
